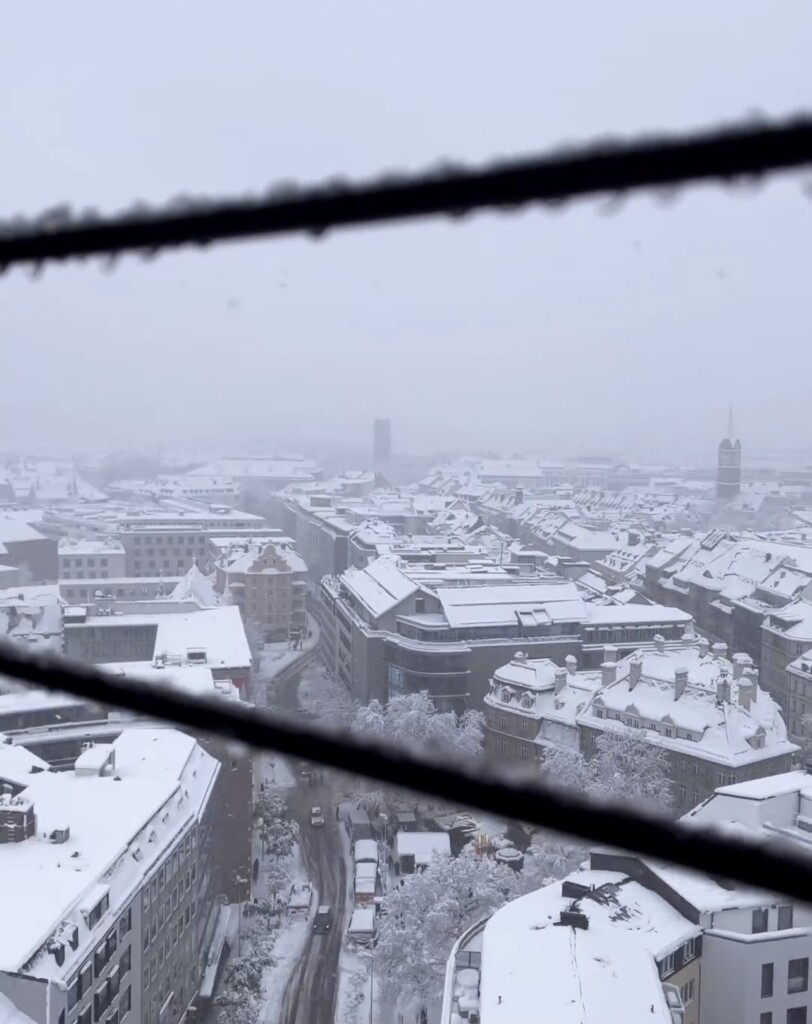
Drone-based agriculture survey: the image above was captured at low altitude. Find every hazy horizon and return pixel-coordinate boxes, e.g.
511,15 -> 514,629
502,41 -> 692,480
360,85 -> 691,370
1,1 -> 810,460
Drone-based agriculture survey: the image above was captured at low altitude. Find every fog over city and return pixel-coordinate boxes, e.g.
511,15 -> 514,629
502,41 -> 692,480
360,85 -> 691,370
2,1 -> 811,458
1,5 -> 812,1024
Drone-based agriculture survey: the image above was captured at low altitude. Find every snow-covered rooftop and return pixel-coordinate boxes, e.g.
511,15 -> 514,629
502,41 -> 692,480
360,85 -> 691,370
490,638 -> 797,767
58,538 -> 124,556
475,869 -> 696,1024
394,831 -> 451,865
71,605 -> 251,670
436,582 -> 586,629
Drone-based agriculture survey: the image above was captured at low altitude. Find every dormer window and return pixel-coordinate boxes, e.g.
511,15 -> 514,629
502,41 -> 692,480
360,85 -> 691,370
501,687 -> 511,703
521,695 -> 533,709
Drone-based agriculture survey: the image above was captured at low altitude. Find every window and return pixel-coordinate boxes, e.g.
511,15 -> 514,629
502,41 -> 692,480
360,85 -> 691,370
87,559 -> 95,568
94,944 -> 106,976
683,937 -> 696,959
762,962 -> 774,997
121,986 -> 132,1018
79,963 -> 92,997
120,946 -> 131,976
754,908 -> 769,934
68,979 -> 79,1010
779,905 -> 794,930
787,1009 -> 808,1024
101,559 -> 107,567
519,743 -> 530,759
78,1008 -> 92,1024
680,979 -> 694,1005
788,959 -> 809,994
118,908 -> 131,939
144,967 -> 150,990
679,785 -> 686,801
660,952 -> 675,977
64,574 -> 71,581
759,1013 -> 772,1024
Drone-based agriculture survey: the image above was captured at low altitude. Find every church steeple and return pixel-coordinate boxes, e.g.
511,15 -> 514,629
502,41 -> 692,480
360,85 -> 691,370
717,408 -> 742,499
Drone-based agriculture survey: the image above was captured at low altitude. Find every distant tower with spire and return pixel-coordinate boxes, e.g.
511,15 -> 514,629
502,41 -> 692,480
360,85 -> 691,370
717,408 -> 742,499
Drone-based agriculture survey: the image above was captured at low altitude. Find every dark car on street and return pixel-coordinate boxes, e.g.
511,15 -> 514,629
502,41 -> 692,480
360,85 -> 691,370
313,905 -> 332,933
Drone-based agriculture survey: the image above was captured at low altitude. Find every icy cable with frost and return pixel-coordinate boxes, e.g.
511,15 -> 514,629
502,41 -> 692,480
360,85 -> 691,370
0,640 -> 810,902
0,114 -> 811,271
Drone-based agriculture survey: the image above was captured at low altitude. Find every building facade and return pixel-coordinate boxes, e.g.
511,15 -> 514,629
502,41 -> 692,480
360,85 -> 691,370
485,637 -> 797,814
0,730 -> 221,1024
213,539 -> 307,641
59,539 -> 127,581
318,556 -> 691,710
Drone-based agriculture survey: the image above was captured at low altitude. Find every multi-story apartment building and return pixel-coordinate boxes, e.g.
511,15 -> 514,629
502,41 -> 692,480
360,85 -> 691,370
443,770 -> 812,1024
485,636 -> 797,813
761,598 -> 812,735
0,728 -> 221,1024
213,539 -> 307,641
318,555 -> 691,709
59,539 -> 127,581
113,509 -> 274,578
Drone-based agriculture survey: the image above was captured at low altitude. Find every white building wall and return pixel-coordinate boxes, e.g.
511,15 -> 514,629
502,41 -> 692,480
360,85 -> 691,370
700,930 -> 812,1024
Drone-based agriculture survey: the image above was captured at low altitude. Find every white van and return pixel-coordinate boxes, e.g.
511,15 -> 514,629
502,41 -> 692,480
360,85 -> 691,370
347,907 -> 376,946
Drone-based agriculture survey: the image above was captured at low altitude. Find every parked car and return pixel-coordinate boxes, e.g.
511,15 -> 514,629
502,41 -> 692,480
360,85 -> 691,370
313,905 -> 332,933
310,806 -> 325,827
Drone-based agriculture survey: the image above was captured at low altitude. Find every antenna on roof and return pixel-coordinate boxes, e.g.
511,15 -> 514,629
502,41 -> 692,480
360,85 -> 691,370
727,405 -> 736,442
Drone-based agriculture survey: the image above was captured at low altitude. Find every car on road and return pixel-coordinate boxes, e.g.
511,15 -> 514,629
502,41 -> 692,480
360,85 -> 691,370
313,905 -> 332,933
299,763 -> 313,778
310,806 -> 325,827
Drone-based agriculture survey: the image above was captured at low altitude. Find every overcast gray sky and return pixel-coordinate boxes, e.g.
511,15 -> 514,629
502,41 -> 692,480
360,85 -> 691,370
1,1 -> 810,462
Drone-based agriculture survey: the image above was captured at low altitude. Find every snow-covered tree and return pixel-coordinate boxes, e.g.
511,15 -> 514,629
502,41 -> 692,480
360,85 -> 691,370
254,794 -> 299,860
590,728 -> 673,807
374,850 -> 516,1011
541,728 -> 672,810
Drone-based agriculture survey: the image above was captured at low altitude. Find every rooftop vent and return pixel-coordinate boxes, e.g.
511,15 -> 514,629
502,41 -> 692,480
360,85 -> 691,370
561,880 -> 593,899
49,826 -> 70,844
0,794 -> 36,844
557,909 -> 589,930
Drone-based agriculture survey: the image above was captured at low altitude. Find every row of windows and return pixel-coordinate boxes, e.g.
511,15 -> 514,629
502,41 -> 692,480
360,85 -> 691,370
132,538 -> 208,551
754,906 -> 794,934
134,560 -> 191,571
761,1009 -> 808,1024
143,902 -> 197,987
761,955 -> 808,995
592,707 -> 700,742
64,572 -> 110,580
75,985 -> 130,1024
63,558 -> 110,568
659,937 -> 698,978
68,915 -> 132,1012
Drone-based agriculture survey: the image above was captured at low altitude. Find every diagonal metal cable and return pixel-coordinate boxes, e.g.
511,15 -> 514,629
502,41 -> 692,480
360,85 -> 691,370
1,114 -> 811,271
0,640 -> 809,902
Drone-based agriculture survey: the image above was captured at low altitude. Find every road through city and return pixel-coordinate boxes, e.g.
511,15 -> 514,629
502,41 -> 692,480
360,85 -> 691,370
275,661 -> 349,1024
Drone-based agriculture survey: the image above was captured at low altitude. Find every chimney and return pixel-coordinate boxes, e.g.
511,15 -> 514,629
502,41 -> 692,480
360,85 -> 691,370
738,682 -> 753,711
732,653 -> 752,680
743,667 -> 759,701
717,671 -> 731,704
654,634 -> 665,654
565,655 -> 577,677
698,637 -> 710,658
515,487 -> 524,506
513,651 -> 527,666
603,645 -> 618,664
629,657 -> 643,690
674,666 -> 689,700
711,642 -> 728,659
682,630 -> 695,648
554,667 -> 568,694
601,662 -> 617,686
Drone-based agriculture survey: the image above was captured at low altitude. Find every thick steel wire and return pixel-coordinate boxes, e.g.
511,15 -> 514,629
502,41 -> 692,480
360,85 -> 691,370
0,640 -> 808,902
0,114 -> 811,271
